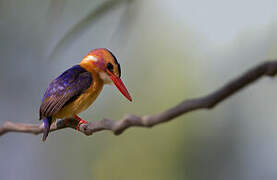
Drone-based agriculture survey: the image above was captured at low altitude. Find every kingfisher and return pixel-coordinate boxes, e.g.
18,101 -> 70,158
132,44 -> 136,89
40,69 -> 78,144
39,48 -> 132,141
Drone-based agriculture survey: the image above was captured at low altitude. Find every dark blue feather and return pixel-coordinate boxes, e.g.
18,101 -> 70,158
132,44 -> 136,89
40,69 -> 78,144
42,117 -> 52,141
39,65 -> 92,119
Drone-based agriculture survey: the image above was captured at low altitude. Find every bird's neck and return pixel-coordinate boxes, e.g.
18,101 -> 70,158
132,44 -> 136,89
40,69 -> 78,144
80,62 -> 112,85
84,66 -> 104,95
79,62 -> 102,82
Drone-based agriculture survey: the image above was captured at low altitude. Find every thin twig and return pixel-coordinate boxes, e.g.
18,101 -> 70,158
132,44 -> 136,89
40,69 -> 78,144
1,61 -> 277,138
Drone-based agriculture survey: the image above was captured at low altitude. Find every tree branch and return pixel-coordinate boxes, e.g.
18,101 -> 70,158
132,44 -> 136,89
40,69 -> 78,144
1,61 -> 277,138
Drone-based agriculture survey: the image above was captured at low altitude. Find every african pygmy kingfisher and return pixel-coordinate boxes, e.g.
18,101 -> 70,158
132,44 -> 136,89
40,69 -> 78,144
39,48 -> 132,141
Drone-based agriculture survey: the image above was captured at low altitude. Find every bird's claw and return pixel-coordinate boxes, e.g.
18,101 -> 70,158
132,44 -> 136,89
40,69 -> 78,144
74,115 -> 88,131
76,119 -> 88,131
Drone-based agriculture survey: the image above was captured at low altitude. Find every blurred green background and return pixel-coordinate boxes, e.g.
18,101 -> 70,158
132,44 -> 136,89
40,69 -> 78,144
1,0 -> 277,179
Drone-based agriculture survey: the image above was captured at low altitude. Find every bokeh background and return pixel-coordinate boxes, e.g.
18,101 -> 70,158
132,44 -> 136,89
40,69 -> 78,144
1,0 -> 277,179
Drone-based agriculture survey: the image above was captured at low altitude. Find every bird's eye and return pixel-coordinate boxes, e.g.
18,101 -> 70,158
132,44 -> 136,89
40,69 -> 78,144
107,63 -> 114,72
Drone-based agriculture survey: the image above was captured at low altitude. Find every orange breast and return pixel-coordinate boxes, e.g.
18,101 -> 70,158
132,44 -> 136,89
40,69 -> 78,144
54,72 -> 104,119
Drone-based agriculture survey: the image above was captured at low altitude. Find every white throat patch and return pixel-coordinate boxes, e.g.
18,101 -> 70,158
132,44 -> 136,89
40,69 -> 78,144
99,72 -> 112,84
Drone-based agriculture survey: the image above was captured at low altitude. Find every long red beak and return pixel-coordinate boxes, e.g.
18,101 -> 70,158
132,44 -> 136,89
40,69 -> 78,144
108,71 -> 132,102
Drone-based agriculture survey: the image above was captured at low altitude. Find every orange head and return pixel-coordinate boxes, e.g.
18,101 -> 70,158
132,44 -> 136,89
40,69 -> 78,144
80,48 -> 132,101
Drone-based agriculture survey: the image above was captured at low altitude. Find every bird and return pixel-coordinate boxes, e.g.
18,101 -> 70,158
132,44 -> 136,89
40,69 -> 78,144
39,48 -> 132,141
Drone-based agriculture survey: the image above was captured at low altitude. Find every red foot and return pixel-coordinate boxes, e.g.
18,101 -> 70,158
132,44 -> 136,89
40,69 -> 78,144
74,115 -> 88,131
64,118 -> 69,125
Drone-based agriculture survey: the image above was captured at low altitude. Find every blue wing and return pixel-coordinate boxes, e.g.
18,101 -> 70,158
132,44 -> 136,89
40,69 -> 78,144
39,65 -> 92,119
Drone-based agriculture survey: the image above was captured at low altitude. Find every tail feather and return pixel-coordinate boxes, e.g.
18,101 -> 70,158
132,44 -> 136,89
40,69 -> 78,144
42,117 -> 52,141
